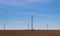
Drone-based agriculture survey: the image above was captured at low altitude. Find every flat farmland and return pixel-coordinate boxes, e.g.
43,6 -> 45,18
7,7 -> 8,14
0,30 -> 60,36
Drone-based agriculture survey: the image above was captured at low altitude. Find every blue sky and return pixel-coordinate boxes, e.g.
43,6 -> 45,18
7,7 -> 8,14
0,0 -> 60,30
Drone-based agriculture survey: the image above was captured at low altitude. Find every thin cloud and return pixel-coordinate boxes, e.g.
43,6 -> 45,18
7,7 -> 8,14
0,0 -> 52,7
26,0 -> 52,2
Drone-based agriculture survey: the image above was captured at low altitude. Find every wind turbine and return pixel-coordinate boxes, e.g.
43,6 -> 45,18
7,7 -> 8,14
47,24 -> 49,30
31,15 -> 34,30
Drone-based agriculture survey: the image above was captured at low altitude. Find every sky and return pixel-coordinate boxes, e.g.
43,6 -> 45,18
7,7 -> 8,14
0,0 -> 60,30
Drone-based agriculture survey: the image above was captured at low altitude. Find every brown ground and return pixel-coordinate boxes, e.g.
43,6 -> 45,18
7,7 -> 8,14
0,30 -> 60,36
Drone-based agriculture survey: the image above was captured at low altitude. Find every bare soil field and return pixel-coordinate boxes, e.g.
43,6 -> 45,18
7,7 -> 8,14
0,30 -> 60,36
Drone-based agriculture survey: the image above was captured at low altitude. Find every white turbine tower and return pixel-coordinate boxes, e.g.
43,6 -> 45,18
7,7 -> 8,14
31,15 -> 34,30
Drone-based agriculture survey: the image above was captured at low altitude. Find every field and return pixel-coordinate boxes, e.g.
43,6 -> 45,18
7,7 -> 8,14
0,30 -> 60,36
